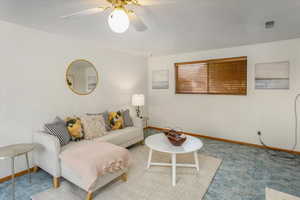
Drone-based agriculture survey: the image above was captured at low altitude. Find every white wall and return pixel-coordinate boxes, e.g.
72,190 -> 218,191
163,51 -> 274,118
0,21 -> 147,178
148,38 -> 300,151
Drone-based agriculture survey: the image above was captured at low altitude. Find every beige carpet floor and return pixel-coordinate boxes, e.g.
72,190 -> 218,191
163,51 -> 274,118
31,145 -> 222,200
266,188 -> 300,200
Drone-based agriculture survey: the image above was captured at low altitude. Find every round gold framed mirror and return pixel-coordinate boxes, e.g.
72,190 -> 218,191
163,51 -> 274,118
66,59 -> 99,95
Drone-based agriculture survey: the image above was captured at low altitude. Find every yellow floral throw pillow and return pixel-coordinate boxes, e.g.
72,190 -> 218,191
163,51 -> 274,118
65,117 -> 84,141
109,111 -> 124,130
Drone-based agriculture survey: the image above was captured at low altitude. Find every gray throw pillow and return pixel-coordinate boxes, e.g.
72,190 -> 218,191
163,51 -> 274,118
44,117 -> 71,146
122,109 -> 134,128
86,111 -> 111,131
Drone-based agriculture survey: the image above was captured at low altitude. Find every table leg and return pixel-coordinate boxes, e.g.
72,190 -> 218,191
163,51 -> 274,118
147,149 -> 153,169
172,153 -> 176,186
194,151 -> 199,171
25,153 -> 31,183
11,157 -> 15,200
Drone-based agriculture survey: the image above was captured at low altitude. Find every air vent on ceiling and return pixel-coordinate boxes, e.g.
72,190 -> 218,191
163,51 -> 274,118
265,21 -> 275,29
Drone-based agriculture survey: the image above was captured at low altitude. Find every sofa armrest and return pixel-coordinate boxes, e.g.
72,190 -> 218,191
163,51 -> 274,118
34,131 -> 61,154
33,131 -> 61,177
132,117 -> 143,128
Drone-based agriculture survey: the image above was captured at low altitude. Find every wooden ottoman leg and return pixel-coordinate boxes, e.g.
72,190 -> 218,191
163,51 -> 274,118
86,191 -> 93,200
53,177 -> 60,188
121,173 -> 128,182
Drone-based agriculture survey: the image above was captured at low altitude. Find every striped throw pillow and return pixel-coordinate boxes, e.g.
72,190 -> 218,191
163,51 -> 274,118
44,117 -> 71,146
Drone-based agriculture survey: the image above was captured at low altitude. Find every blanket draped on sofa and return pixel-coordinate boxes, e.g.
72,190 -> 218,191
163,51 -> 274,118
59,140 -> 131,190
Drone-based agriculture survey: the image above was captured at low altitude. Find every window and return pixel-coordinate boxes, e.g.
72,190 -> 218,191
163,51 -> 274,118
175,57 -> 247,95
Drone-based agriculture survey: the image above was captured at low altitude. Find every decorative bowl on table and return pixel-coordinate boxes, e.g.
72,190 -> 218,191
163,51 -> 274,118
163,129 -> 187,146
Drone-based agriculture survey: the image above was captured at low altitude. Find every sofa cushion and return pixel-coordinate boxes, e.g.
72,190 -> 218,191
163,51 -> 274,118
60,127 -> 141,153
108,111 -> 124,130
122,109 -> 134,128
65,117 -> 84,141
81,115 -> 107,140
44,117 -> 71,146
100,127 -> 141,145
110,105 -> 136,119
87,111 -> 111,132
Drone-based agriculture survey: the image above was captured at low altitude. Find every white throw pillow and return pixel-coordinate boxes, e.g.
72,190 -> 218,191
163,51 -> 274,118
81,115 -> 107,140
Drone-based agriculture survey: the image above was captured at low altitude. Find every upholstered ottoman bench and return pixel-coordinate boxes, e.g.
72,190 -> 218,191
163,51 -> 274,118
59,140 -> 131,200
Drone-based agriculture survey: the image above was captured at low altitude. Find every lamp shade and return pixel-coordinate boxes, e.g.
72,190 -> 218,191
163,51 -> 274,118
132,94 -> 145,106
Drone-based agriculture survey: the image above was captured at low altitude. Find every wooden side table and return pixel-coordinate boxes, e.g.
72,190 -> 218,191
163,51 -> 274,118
0,143 -> 36,200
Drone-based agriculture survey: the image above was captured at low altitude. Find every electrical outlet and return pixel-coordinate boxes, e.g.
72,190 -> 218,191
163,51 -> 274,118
257,131 -> 261,135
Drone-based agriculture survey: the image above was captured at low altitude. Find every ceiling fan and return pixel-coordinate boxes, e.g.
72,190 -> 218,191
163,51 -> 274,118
61,0 -> 165,33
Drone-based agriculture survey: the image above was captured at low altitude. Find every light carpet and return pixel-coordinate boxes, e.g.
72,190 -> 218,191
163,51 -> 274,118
31,145 -> 221,200
266,188 -> 300,200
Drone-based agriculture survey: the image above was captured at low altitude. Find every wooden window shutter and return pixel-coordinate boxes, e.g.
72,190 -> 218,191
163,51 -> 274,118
175,57 -> 247,95
175,63 -> 208,94
208,60 -> 247,95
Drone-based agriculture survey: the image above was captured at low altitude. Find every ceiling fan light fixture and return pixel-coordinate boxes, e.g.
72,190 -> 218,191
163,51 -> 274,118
108,7 -> 130,33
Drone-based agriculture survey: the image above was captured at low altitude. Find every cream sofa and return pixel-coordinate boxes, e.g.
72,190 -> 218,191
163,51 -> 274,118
33,115 -> 143,200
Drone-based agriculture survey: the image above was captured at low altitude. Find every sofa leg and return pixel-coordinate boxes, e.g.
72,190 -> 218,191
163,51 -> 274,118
32,166 -> 39,173
86,191 -> 93,200
53,177 -> 60,188
120,173 -> 128,182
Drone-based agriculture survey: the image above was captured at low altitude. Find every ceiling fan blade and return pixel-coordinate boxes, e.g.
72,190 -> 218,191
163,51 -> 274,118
60,7 -> 108,19
128,11 -> 148,32
137,0 -> 176,6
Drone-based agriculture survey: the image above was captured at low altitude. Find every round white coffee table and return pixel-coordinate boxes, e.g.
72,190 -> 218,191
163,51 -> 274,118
145,133 -> 203,186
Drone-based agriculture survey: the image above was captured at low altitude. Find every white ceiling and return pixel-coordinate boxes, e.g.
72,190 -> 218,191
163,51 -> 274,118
1,0 -> 300,55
